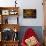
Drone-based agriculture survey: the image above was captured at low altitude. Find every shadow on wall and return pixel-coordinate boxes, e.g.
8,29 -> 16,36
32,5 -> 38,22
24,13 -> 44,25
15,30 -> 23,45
18,26 -> 44,44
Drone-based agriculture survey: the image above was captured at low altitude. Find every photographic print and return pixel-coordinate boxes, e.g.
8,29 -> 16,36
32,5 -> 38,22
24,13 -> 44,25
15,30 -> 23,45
23,9 -> 36,18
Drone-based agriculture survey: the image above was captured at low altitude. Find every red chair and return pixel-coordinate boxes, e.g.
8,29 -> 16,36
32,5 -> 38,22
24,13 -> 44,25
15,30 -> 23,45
21,28 -> 41,46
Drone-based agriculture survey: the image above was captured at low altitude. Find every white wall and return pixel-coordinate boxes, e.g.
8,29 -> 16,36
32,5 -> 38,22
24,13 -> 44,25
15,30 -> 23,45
0,0 -> 44,26
18,0 -> 44,26
0,0 -> 15,7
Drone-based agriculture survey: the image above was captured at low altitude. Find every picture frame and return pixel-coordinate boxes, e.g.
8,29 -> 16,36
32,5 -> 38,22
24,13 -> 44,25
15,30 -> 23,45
2,10 -> 9,15
23,9 -> 36,18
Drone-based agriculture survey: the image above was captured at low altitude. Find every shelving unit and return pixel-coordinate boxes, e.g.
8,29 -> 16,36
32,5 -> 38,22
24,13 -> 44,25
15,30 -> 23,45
0,7 -> 20,46
0,7 -> 19,24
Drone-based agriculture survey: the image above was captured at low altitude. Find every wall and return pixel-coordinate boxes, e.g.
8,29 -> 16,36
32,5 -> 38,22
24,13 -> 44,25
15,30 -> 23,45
18,0 -> 44,26
0,0 -> 44,26
0,0 -> 15,7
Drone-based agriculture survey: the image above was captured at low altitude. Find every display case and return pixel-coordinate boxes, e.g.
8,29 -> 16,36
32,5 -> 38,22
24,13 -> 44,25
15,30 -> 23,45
0,7 -> 19,46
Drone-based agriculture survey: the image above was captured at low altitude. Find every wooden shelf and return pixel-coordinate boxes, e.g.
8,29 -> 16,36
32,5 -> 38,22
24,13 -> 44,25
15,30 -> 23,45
0,40 -> 19,46
0,24 -> 20,32
0,7 -> 19,46
0,7 -> 19,24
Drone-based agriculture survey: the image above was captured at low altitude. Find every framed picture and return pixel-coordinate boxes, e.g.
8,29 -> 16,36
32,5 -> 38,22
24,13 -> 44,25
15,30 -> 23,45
2,10 -> 9,15
23,9 -> 36,18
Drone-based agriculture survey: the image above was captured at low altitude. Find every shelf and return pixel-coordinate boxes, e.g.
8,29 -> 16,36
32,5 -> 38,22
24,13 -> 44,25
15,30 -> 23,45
0,7 -> 19,16
0,7 -> 19,24
2,41 -> 19,46
0,24 -> 20,32
2,40 -> 19,43
0,7 -> 19,46
1,15 -> 18,24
